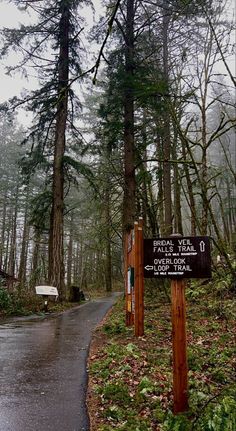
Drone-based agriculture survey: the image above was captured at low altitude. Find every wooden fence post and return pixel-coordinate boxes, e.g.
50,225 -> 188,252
171,278 -> 188,414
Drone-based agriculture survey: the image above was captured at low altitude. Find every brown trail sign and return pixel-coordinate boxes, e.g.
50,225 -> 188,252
144,234 -> 211,414
144,236 -> 211,279
124,227 -> 212,415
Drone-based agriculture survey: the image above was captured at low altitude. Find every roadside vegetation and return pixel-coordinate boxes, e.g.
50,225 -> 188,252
0,284 -> 85,319
0,282 -> 116,320
87,274 -> 236,431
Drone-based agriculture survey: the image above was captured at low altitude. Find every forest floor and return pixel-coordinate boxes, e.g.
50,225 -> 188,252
86,279 -> 236,431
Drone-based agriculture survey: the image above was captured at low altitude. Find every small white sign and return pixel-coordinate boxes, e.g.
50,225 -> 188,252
127,268 -> 131,294
35,285 -> 59,297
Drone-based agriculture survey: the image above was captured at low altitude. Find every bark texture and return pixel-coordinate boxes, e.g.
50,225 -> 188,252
48,2 -> 70,300
122,0 -> 136,234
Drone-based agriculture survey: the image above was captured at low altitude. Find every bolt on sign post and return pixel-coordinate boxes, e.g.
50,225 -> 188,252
124,218 -> 144,336
143,234 -> 212,414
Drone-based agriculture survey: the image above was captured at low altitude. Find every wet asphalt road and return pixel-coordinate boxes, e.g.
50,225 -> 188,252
0,293 -> 120,431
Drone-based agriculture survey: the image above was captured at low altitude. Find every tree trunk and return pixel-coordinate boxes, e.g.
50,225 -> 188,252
30,229 -> 41,289
3,208 -> 11,273
181,140 -> 197,236
73,241 -> 80,284
18,190 -> 30,288
162,9 -> 172,236
104,144 -> 112,292
201,144 -> 208,236
156,135 -> 165,236
172,126 -> 183,234
8,185 -> 19,277
122,0 -> 136,234
48,2 -> 70,300
0,189 -> 8,269
226,177 -> 235,246
79,241 -> 85,290
66,215 -> 73,289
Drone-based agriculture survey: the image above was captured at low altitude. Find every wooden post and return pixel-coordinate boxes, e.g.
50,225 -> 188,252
134,222 -> 139,336
124,232 -> 130,326
134,219 -> 144,337
125,218 -> 144,334
138,218 -> 144,336
125,230 -> 134,326
171,278 -> 188,414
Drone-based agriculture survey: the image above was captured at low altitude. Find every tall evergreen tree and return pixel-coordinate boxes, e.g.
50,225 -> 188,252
0,0 -> 91,298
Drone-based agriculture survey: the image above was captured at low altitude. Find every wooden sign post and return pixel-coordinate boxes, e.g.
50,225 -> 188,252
171,278 -> 188,414
125,227 -> 211,413
125,229 -> 135,326
143,233 -> 212,415
169,233 -> 188,414
134,218 -> 144,337
124,218 -> 144,336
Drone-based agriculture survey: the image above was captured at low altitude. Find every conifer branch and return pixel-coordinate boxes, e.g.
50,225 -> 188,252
92,0 -> 122,84
68,0 -> 122,88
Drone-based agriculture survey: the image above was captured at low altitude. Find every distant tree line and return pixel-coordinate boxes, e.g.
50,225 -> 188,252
0,0 -> 235,298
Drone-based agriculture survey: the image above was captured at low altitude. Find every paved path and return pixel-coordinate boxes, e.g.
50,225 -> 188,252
0,294 -> 120,431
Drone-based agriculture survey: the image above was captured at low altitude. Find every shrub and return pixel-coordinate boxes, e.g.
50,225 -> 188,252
0,288 -> 12,311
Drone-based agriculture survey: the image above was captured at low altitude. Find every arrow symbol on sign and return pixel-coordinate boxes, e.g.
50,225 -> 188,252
145,265 -> 153,271
200,241 -> 205,252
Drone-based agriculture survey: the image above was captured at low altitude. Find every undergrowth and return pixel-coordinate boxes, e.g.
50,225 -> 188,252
0,287 -> 33,316
0,286 -> 83,318
88,274 -> 236,431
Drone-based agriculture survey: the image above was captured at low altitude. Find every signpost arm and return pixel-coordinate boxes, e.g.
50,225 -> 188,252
171,278 -> 188,414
